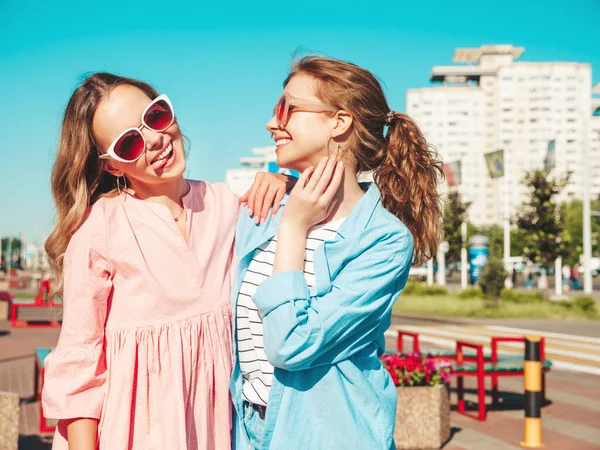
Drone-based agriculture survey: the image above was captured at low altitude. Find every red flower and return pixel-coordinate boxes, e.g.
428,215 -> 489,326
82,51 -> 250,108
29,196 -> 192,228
381,352 -> 453,387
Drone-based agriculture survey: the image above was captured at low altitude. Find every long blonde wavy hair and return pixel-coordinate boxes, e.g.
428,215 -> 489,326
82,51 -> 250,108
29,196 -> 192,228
285,56 -> 444,265
45,73 -> 160,296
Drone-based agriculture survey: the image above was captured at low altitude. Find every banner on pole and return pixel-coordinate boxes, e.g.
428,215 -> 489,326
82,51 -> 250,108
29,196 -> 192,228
484,149 -> 504,179
443,160 -> 462,186
543,139 -> 556,170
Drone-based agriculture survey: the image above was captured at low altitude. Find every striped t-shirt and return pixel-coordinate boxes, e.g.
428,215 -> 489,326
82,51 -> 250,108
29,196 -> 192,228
236,219 -> 344,406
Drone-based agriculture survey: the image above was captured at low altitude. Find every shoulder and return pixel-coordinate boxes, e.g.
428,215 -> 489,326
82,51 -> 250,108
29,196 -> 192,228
366,205 -> 415,264
187,180 -> 238,204
65,199 -> 113,261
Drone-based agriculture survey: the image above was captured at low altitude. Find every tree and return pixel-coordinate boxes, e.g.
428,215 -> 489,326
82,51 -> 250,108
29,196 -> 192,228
560,199 -> 600,265
515,169 -> 569,267
443,191 -> 470,263
1,237 -> 24,271
478,257 -> 507,308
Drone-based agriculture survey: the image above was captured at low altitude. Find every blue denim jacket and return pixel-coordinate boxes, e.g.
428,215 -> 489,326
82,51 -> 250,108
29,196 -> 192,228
230,184 -> 414,450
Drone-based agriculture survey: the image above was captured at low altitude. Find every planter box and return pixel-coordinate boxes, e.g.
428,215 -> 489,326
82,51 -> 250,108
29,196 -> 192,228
395,384 -> 450,449
0,391 -> 19,450
0,301 -> 8,321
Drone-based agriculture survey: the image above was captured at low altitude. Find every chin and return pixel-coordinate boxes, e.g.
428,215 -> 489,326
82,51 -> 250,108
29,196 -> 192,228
276,155 -> 308,174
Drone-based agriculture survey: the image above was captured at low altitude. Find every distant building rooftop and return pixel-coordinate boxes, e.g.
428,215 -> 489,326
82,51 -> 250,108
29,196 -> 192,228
451,45 -> 525,63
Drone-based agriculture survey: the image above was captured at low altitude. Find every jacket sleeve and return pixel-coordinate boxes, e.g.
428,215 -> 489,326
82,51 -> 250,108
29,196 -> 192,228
252,229 -> 413,371
42,216 -> 112,420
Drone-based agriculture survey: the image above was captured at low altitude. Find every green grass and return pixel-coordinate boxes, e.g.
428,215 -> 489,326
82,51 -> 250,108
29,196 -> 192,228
394,294 -> 599,320
10,293 -> 35,299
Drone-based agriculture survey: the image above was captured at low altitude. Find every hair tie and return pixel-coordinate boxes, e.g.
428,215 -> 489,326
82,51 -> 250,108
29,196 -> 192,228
385,110 -> 396,125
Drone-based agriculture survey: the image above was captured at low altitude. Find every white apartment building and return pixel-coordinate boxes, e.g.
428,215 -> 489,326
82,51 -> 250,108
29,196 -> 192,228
592,84 -> 600,189
225,146 -> 278,196
407,45 -> 598,226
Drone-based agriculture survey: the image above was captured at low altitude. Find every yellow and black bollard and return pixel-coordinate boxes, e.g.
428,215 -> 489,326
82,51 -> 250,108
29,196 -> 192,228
521,335 -> 544,448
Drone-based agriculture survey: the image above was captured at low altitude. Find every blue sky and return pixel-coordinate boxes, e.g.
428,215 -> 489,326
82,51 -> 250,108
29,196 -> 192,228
1,0 -> 599,243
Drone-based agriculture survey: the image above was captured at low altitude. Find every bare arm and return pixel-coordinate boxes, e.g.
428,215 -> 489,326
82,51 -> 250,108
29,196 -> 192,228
240,172 -> 298,225
66,418 -> 98,450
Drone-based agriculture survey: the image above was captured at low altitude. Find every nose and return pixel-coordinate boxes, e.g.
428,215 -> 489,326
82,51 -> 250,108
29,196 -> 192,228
266,114 -> 279,133
142,127 -> 163,150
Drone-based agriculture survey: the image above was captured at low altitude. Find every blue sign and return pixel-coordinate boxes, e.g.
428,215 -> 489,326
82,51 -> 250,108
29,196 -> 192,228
468,247 -> 489,285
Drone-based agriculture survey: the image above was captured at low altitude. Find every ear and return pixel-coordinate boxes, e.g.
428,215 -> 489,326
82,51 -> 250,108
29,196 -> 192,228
103,160 -> 124,178
331,110 -> 353,139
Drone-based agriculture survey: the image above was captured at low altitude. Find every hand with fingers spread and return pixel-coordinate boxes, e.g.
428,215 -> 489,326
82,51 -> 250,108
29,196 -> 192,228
240,172 -> 297,225
281,156 -> 345,232
273,156 -> 344,275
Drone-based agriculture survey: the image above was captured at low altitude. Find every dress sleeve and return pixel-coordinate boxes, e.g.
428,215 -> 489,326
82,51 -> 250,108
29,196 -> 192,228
42,212 -> 113,420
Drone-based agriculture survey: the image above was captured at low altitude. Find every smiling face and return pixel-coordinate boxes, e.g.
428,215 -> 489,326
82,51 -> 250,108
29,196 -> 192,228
266,74 -> 338,172
93,84 -> 186,190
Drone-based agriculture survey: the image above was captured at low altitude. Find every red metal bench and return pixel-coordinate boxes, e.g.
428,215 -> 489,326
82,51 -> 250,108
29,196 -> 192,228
10,279 -> 62,328
395,330 -> 552,421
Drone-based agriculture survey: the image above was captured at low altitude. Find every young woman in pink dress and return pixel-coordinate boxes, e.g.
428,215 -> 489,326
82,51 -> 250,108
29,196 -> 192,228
41,73 -> 289,450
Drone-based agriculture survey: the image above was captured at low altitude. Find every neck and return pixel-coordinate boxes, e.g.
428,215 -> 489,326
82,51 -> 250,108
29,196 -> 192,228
127,176 -> 189,209
322,166 -> 365,223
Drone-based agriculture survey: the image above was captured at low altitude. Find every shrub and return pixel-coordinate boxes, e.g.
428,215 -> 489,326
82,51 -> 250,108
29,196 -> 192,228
500,289 -> 545,303
555,300 -> 572,309
458,288 -> 483,299
0,291 -> 14,302
402,281 -> 448,297
419,285 -> 449,296
403,281 -> 420,295
573,296 -> 597,314
478,257 -> 507,302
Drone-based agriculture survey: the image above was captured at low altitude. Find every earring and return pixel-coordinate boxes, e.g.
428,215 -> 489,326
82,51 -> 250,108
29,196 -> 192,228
116,175 -> 127,195
326,135 -> 342,160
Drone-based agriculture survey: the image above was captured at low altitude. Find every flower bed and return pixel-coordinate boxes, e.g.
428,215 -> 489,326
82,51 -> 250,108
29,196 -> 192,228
381,352 -> 453,449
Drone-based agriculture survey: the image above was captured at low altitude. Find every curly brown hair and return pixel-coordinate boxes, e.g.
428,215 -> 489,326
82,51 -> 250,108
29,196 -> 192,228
285,56 -> 444,265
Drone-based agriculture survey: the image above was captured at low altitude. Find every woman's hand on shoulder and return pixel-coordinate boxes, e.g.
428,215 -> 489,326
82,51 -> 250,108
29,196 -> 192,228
240,173 -> 297,225
281,156 -> 344,232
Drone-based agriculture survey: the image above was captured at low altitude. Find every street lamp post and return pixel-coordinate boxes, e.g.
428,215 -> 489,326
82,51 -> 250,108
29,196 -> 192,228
582,101 -> 593,294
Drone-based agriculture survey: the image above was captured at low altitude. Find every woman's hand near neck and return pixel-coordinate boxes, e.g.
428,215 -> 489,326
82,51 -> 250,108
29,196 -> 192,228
321,164 -> 364,224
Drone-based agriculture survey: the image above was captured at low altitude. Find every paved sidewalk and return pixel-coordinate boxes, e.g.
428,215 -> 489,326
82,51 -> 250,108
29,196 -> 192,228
2,321 -> 600,449
388,323 -> 600,375
385,326 -> 600,449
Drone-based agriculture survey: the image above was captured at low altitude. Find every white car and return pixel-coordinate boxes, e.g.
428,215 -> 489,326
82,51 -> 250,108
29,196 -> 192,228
578,257 -> 600,277
409,266 -> 427,281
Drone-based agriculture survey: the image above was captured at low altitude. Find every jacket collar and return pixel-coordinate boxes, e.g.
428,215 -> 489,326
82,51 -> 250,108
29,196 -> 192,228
240,182 -> 381,255
335,183 -> 380,239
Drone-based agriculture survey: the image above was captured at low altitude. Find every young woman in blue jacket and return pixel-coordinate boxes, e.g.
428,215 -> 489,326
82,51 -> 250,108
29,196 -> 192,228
231,56 -> 444,450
